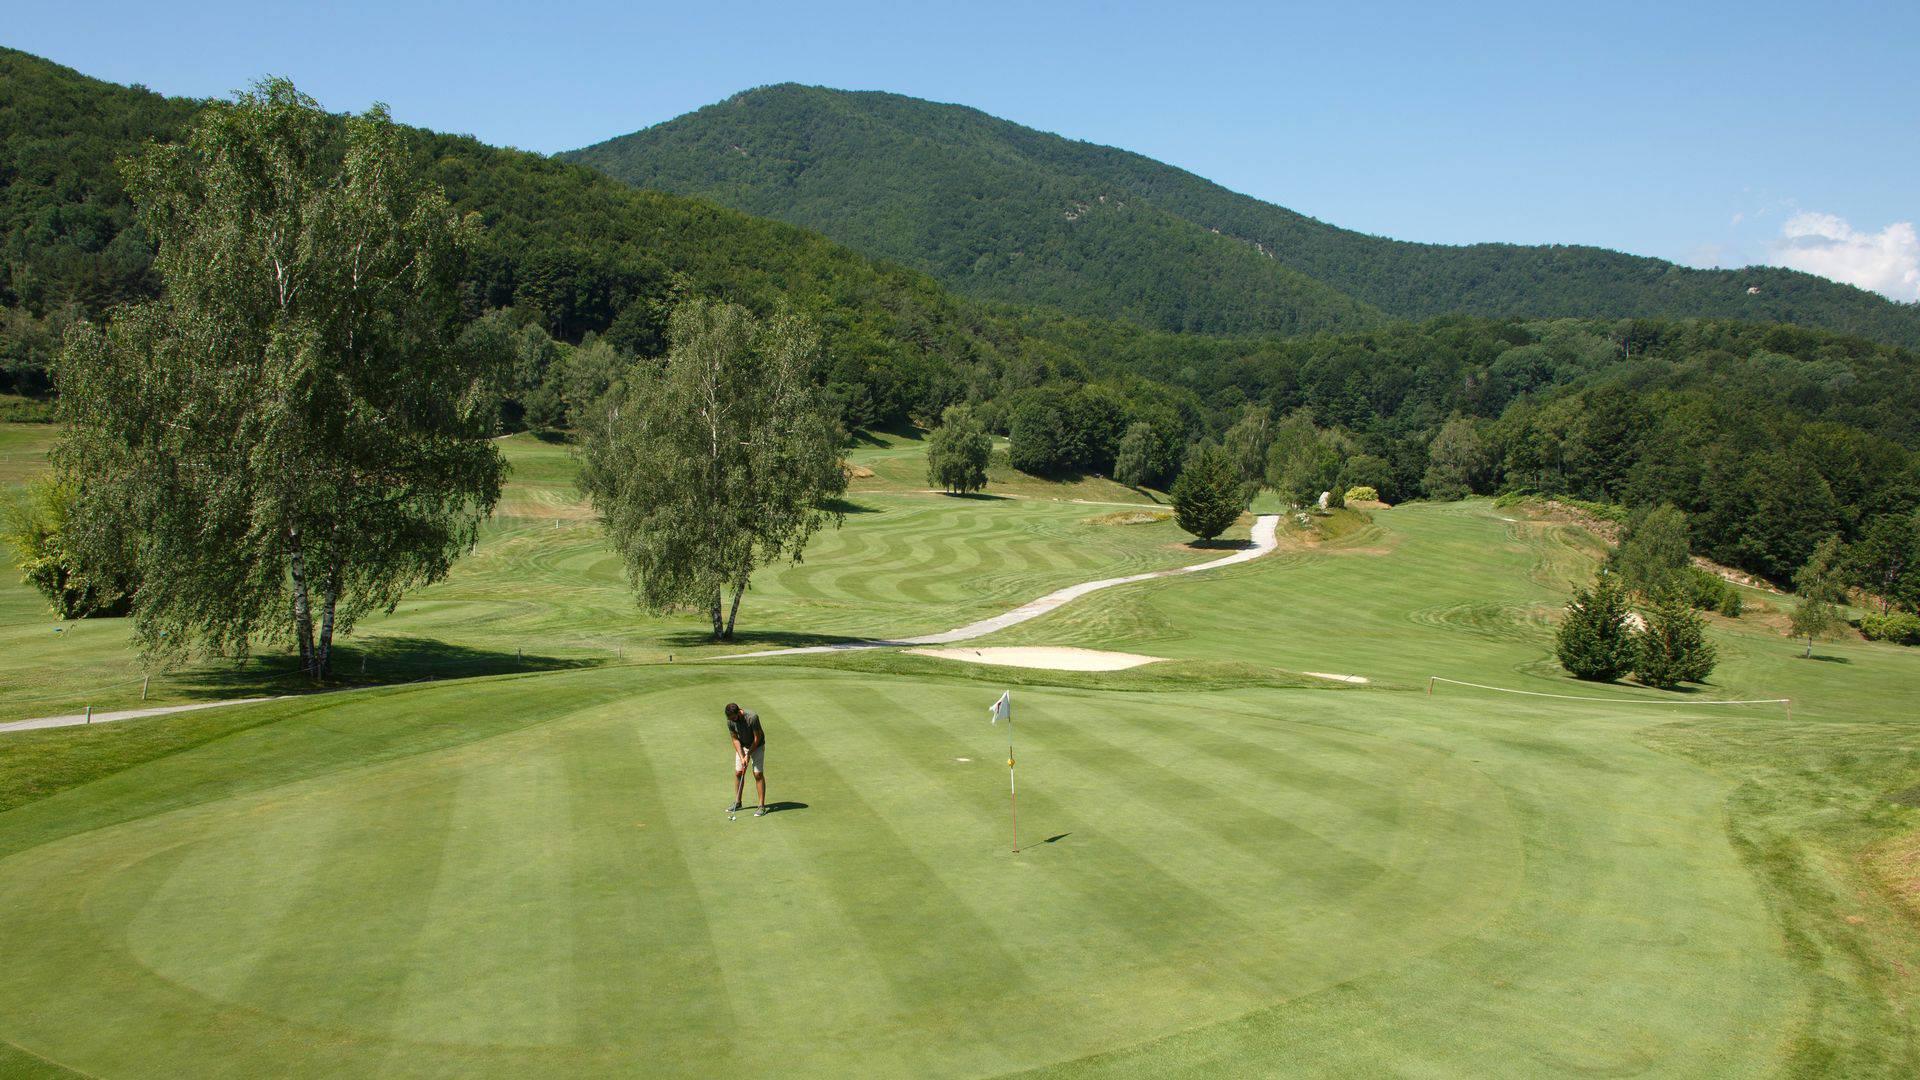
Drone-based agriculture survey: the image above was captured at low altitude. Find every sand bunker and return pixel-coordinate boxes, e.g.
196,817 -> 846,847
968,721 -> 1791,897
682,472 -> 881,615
906,646 -> 1166,671
1304,672 -> 1370,684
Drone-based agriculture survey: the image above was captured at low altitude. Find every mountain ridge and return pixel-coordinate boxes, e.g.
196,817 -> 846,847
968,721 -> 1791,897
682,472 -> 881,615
563,83 -> 1920,348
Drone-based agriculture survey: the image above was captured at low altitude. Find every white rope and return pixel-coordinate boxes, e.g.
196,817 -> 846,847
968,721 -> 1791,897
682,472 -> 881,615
1428,676 -> 1790,715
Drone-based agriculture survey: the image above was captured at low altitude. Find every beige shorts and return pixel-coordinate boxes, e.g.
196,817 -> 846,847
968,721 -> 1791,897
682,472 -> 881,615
734,745 -> 764,775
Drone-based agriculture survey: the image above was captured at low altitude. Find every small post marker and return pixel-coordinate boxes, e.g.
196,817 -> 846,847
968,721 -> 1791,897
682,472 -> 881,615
85,705 -> 92,724
1427,676 -> 1435,696
141,675 -> 150,701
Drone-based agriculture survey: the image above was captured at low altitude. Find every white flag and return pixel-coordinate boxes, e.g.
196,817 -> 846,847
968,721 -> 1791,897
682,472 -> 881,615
988,690 -> 1011,724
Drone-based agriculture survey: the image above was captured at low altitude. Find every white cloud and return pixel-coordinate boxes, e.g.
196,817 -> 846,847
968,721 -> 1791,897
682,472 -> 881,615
1771,212 -> 1920,302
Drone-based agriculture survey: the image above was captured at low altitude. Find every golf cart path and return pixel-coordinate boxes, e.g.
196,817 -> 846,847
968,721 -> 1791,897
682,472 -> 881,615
3,515 -> 1280,733
0,696 -> 287,735
724,514 -> 1280,660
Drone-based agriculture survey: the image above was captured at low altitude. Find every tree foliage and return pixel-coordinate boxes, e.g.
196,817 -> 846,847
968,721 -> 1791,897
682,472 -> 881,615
1113,422 -> 1158,489
578,298 -> 846,640
1633,592 -> 1717,688
53,79 -> 503,678
1170,442 -> 1245,542
1,477 -> 133,618
1610,504 -> 1692,597
927,405 -> 991,494
1843,511 -> 1920,613
565,82 -> 1920,348
1788,536 -> 1851,658
1555,577 -> 1636,681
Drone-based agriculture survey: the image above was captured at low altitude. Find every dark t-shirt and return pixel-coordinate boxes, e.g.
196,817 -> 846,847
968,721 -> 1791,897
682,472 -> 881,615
728,710 -> 764,749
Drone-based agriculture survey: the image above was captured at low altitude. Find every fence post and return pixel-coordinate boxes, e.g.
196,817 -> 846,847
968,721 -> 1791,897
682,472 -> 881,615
1427,676 -> 1435,696
142,675 -> 150,701
85,705 -> 93,724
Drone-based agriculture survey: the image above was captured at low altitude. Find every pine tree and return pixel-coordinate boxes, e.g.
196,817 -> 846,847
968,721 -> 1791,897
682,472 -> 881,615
1170,443 -> 1246,543
1555,576 -> 1636,681
1633,591 -> 1717,688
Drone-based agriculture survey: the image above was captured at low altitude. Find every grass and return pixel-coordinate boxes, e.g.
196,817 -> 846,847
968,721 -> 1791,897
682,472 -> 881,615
2,425 -> 1919,1076
0,427 -> 1227,723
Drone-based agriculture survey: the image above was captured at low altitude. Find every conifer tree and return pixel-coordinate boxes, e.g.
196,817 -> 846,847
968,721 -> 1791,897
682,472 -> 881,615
1633,591 -> 1717,688
1170,442 -> 1245,543
1555,576 -> 1636,681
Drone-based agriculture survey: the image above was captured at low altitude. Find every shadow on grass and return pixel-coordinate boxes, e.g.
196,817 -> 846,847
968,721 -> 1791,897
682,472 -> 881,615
1803,654 -> 1853,664
939,491 -> 1013,501
1186,537 -> 1257,552
532,429 -> 573,445
849,422 -> 923,447
659,628 -> 886,651
821,497 -> 884,515
759,801 -> 808,814
162,637 -> 598,702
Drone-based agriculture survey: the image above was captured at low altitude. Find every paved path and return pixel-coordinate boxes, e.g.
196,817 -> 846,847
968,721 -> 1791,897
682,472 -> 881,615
4,515 -> 1282,732
0,696 -> 286,735
724,514 -> 1280,659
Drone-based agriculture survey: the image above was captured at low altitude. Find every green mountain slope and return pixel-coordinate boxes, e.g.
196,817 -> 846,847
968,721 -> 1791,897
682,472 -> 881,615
563,83 -> 1920,348
0,50 -> 1022,426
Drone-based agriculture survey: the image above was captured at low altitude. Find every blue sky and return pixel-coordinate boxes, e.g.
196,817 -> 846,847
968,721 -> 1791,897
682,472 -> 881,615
12,1 -> 1918,298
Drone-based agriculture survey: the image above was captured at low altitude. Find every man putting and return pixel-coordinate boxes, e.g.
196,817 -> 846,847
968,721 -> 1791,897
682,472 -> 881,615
726,702 -> 768,817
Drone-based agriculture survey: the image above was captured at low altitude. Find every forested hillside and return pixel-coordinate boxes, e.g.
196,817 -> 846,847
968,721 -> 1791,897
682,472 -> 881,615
0,48 -> 1033,428
564,84 -> 1920,348
5,48 -> 1917,594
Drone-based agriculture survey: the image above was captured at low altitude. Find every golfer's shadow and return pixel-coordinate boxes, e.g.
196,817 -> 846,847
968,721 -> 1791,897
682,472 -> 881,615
759,801 -> 809,815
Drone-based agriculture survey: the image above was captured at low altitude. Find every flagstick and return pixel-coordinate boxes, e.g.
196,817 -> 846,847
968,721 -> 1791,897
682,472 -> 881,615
1007,718 -> 1019,854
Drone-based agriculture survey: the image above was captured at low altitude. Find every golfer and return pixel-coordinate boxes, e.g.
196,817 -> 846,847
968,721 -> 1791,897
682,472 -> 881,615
726,702 -> 767,817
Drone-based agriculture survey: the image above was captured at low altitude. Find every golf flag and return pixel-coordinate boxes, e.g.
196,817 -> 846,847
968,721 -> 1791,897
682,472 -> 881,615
989,690 -> 1018,852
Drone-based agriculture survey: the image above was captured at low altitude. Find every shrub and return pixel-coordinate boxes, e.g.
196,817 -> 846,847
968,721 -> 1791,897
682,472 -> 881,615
1860,612 -> 1920,645
1555,577 -> 1636,681
1680,567 -> 1742,616
1633,593 -> 1717,688
1345,485 -> 1379,503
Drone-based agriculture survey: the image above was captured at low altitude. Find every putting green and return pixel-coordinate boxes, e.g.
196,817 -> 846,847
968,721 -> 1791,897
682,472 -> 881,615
0,656 -> 1805,1077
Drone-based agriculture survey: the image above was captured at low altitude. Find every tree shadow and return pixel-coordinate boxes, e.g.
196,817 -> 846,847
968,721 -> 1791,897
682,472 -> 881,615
820,497 -> 884,514
162,637 -> 597,702
1186,537 -> 1257,551
939,491 -> 1012,501
532,430 -> 573,445
660,628 -> 886,651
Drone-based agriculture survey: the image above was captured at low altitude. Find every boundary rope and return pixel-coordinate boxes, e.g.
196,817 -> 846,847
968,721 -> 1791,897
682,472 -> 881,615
1428,677 -> 1791,719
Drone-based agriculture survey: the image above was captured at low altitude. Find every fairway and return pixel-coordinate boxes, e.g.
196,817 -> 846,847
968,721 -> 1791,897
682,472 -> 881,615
4,424 -> 1920,1075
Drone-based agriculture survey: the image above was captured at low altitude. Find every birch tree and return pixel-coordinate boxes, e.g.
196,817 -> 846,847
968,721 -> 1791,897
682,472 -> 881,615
578,297 -> 846,640
53,80 -> 504,679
